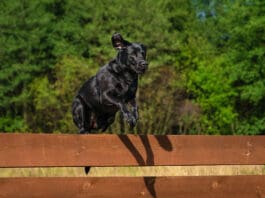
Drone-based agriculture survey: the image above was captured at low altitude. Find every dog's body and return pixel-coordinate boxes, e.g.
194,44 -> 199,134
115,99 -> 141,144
72,33 -> 148,133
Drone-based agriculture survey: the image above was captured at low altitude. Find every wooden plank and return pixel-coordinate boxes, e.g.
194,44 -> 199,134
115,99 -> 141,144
0,176 -> 265,198
0,134 -> 265,167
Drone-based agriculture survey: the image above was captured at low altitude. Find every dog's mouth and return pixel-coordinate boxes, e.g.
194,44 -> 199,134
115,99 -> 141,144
136,68 -> 147,74
136,62 -> 148,74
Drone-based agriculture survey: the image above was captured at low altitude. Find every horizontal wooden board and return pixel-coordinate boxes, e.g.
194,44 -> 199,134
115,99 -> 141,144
1,176 -> 265,198
0,134 -> 265,167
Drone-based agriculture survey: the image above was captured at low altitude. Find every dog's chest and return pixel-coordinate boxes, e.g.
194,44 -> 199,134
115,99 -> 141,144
115,80 -> 137,99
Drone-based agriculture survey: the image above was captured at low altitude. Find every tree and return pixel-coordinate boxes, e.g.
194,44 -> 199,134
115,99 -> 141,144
220,0 -> 265,134
187,0 -> 265,134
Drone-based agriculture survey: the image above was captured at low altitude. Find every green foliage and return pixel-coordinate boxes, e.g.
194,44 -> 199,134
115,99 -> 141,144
187,59 -> 237,134
1,0 -> 265,135
0,116 -> 27,132
218,0 -> 265,134
27,56 -> 97,133
185,0 -> 265,135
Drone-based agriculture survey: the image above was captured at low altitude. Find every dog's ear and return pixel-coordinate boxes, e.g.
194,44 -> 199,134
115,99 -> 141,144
111,33 -> 131,50
140,44 -> 147,59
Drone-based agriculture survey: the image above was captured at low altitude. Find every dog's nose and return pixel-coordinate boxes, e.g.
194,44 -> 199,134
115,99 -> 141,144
142,62 -> 148,68
139,60 -> 148,68
138,60 -> 148,73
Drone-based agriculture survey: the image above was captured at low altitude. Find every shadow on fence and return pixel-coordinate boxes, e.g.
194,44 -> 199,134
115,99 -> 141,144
118,135 -> 173,198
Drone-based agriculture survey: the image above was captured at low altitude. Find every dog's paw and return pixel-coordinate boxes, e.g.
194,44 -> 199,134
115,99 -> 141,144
79,128 -> 87,134
123,112 -> 137,128
131,118 -> 137,128
128,116 -> 137,128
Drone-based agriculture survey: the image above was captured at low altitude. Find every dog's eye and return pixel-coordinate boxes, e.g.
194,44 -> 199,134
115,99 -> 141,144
129,57 -> 136,64
142,52 -> 146,58
129,57 -> 135,61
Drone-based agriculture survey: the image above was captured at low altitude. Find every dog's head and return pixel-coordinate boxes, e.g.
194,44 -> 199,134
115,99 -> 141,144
111,33 -> 148,74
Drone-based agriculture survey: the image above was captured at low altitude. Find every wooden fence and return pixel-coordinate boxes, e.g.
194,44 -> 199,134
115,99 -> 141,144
0,133 -> 265,197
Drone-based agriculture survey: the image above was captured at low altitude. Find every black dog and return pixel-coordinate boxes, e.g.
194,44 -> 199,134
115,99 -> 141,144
72,33 -> 148,134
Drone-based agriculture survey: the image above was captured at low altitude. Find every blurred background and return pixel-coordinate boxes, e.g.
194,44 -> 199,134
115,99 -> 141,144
0,0 -> 264,135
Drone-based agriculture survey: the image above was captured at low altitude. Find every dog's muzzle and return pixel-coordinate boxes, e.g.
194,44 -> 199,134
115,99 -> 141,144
137,60 -> 148,74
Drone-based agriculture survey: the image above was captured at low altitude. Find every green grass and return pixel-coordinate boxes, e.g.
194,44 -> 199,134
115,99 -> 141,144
1,165 -> 265,177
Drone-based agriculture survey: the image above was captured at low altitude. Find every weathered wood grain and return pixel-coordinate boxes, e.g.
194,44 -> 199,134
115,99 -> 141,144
0,134 -> 265,167
0,176 -> 265,198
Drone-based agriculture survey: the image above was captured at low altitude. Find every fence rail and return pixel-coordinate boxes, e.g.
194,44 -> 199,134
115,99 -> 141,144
0,134 -> 265,167
1,176 -> 265,198
0,133 -> 265,198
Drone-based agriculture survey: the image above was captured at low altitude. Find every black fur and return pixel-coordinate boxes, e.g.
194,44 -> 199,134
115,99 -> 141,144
72,33 -> 148,134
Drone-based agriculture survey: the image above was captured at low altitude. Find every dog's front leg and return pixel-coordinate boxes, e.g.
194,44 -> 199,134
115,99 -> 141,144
120,103 -> 137,128
103,93 -> 136,127
129,98 -> 139,121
